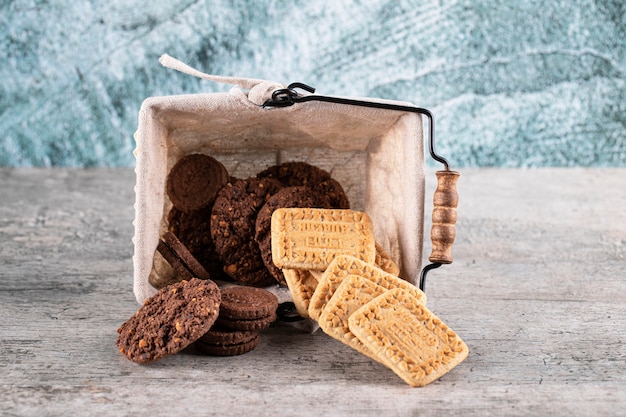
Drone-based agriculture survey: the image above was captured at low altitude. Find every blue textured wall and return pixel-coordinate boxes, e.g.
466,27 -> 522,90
2,0 -> 625,167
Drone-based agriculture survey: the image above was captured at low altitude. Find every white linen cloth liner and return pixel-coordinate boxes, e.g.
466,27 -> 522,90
132,54 -> 425,304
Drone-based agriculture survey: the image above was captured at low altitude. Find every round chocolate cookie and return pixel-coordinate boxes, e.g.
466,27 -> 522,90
116,278 -> 221,364
316,178 -> 350,209
168,206 -> 228,281
166,153 -> 229,213
157,231 -> 211,281
198,326 -> 260,346
215,286 -> 278,331
149,248 -> 181,290
257,161 -> 349,209
210,177 -> 284,286
196,332 -> 260,356
254,186 -> 332,285
219,286 -> 279,320
215,312 -> 276,332
257,161 -> 330,187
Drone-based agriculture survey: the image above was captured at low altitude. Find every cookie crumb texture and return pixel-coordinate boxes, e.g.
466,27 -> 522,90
210,177 -> 285,286
117,278 -> 221,364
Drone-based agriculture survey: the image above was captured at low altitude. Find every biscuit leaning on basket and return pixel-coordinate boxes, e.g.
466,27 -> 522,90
282,268 -> 320,319
307,243 -> 398,282
317,274 -> 388,361
374,242 -> 400,276
349,288 -> 469,387
308,254 -> 427,321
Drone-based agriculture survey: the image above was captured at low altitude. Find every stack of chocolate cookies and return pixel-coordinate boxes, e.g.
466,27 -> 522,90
117,279 -> 279,362
196,286 -> 278,356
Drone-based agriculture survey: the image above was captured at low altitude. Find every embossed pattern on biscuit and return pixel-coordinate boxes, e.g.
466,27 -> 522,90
348,288 -> 468,387
282,269 -> 319,318
318,275 -> 386,361
271,208 -> 376,271
308,255 -> 426,321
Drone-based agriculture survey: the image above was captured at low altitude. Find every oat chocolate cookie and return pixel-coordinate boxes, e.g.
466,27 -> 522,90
282,269 -> 319,318
210,177 -> 284,286
257,161 -> 330,187
255,186 -> 332,285
116,278 -> 221,364
157,231 -> 211,281
168,206 -> 228,281
257,161 -> 349,209
166,153 -> 229,213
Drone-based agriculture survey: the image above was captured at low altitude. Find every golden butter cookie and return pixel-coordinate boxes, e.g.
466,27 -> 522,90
374,242 -> 400,276
271,208 -> 376,272
255,186 -> 331,285
308,255 -> 426,321
348,288 -> 468,387
318,275 -> 386,361
282,269 -> 319,318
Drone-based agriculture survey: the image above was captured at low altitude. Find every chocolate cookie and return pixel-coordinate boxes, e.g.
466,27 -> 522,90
168,206 -> 228,281
196,332 -> 261,356
214,286 -> 278,331
149,247 -> 182,289
316,178 -> 350,209
116,278 -> 221,364
257,161 -> 349,208
198,326 -> 260,346
254,186 -> 332,285
157,231 -> 211,281
166,153 -> 229,213
219,286 -> 279,320
210,177 -> 284,286
257,161 -> 330,187
215,312 -> 276,332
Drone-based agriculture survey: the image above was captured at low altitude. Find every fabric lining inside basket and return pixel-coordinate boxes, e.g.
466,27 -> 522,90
133,87 -> 425,304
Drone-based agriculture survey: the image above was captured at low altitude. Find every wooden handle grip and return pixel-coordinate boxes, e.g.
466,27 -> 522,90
429,170 -> 460,264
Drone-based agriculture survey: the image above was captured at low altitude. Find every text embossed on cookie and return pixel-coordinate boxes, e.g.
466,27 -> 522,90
271,208 -> 376,271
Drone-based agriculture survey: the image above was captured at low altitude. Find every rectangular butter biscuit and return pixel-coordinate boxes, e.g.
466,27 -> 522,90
318,275 -> 387,361
348,288 -> 469,387
374,242 -> 400,276
282,268 -> 319,318
308,255 -> 426,321
271,208 -> 376,271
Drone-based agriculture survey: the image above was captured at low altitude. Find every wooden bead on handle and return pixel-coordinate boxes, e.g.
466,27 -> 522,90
429,170 -> 460,264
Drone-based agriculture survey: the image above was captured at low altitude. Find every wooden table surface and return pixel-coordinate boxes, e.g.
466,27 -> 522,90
1,168 -> 625,417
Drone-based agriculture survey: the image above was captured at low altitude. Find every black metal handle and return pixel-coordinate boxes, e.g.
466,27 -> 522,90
263,84 -> 455,292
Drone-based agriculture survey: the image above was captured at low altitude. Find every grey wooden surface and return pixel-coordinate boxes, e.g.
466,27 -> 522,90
1,168 -> 625,417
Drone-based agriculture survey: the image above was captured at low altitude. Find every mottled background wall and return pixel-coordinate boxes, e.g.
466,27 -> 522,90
2,0 -> 625,167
